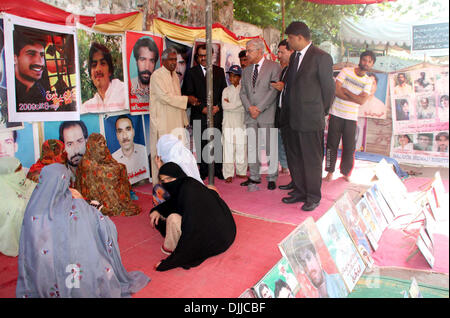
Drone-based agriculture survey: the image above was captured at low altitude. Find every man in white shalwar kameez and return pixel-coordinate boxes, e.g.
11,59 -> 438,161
149,48 -> 199,181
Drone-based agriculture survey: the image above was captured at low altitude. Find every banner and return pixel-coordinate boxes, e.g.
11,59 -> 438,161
389,66 -> 449,166
3,14 -> 79,122
126,31 -> 163,114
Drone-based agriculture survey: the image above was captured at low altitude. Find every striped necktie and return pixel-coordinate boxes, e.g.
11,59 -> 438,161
252,64 -> 259,87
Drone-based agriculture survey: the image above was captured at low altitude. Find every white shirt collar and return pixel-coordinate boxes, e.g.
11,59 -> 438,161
255,56 -> 265,70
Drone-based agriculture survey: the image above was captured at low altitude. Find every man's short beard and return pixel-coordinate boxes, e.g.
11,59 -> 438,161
358,63 -> 369,72
138,70 -> 151,85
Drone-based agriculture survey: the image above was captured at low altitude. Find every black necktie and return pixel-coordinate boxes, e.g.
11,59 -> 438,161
287,52 -> 301,84
252,64 -> 259,87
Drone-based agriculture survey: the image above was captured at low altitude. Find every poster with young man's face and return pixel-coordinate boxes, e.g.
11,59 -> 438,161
3,14 -> 79,122
77,24 -> 128,114
103,113 -> 150,185
126,31 -> 163,114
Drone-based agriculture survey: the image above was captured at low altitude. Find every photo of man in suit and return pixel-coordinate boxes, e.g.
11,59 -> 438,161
281,21 -> 335,211
182,44 -> 228,181
239,38 -> 281,191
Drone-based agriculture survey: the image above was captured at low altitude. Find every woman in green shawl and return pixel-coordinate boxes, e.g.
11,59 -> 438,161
0,156 -> 37,256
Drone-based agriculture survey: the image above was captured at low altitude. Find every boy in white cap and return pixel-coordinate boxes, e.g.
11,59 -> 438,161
222,65 -> 248,183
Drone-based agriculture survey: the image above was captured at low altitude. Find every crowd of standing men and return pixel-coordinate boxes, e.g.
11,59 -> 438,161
150,21 -> 377,213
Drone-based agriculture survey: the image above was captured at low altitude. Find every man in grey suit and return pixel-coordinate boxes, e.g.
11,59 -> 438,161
239,38 -> 281,190
281,21 -> 335,211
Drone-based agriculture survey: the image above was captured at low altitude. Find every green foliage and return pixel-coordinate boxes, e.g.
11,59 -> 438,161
233,0 -> 366,45
77,29 -> 124,102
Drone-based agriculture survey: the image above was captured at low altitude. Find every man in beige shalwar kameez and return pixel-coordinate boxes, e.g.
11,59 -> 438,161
149,47 -> 199,182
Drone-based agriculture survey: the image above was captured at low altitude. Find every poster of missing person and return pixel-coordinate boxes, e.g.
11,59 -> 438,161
278,217 -> 349,298
126,31 -> 163,114
389,67 -> 449,167
3,14 -> 80,122
77,24 -> 128,114
0,17 -> 23,131
103,113 -> 150,185
358,72 -> 388,120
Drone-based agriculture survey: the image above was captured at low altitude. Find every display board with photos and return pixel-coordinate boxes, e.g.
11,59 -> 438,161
126,31 -> 163,114
77,24 -> 128,114
252,257 -> 300,298
389,66 -> 449,167
3,14 -> 80,122
316,206 -> 366,292
240,162 -> 445,297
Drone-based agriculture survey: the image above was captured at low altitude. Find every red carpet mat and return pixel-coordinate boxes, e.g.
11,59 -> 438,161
0,192 -> 296,298
1,163 -> 448,298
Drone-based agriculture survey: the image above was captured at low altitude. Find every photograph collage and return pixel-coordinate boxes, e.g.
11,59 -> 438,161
240,160 -> 444,298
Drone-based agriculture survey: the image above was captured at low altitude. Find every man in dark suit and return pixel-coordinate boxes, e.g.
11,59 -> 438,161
182,44 -> 228,180
281,21 -> 335,211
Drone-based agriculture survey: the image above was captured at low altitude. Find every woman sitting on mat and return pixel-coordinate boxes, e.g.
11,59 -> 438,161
149,162 -> 236,271
16,163 -> 150,298
152,134 -> 218,206
27,139 -> 67,183
75,133 -> 141,217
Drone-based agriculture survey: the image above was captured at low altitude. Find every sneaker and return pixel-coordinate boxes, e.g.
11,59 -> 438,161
161,245 -> 173,255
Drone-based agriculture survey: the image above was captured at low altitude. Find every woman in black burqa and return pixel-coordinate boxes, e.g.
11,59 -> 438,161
149,162 -> 236,271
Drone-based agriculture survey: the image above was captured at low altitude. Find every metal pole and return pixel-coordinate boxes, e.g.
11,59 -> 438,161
206,0 -> 214,185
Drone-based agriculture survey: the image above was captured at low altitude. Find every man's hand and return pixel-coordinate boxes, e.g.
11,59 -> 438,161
202,106 -> 220,115
249,105 -> 261,119
155,155 -> 163,169
187,95 -> 200,106
271,81 -> 284,92
149,211 -> 161,228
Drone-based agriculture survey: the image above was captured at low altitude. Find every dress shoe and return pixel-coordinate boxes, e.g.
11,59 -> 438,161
288,189 -> 300,196
282,196 -> 306,204
240,178 -> 261,186
301,201 -> 320,212
278,181 -> 294,190
225,177 -> 233,183
267,181 -> 276,190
